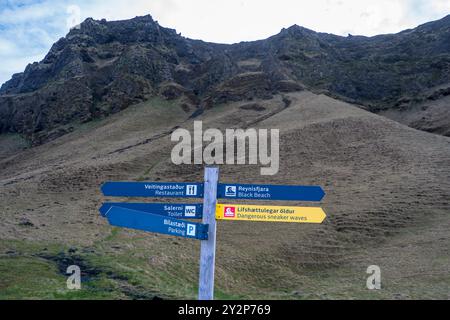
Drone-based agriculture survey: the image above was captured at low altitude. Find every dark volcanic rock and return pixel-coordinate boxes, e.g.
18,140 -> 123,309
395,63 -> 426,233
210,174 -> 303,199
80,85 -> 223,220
1,14 -> 450,144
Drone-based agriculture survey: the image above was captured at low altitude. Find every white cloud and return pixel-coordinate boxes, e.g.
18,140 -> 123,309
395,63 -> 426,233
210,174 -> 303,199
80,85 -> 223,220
0,54 -> 45,85
69,0 -> 447,41
0,38 -> 18,56
430,0 -> 450,13
0,1 -> 62,24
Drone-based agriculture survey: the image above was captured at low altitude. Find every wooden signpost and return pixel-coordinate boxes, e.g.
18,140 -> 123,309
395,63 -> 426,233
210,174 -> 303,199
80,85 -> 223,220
198,167 -> 219,300
99,167 -> 327,300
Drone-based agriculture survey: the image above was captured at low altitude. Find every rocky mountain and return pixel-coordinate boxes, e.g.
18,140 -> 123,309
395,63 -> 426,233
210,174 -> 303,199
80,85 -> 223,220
1,14 -> 450,145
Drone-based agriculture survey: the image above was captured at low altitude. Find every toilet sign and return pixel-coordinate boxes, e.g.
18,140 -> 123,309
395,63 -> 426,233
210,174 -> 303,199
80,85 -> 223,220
99,203 -> 203,219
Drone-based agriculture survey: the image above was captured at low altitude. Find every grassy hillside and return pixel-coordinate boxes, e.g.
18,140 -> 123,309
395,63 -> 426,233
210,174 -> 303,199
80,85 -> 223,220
0,93 -> 449,299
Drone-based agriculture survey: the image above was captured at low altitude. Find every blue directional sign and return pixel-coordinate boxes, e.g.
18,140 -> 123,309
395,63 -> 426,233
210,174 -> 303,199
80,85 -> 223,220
101,182 -> 204,198
217,183 -> 325,201
99,203 -> 203,219
105,206 -> 209,240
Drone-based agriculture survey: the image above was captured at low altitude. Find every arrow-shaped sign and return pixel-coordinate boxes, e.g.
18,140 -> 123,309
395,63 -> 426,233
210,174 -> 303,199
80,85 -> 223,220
217,184 -> 325,201
216,204 -> 327,224
101,182 -> 204,198
105,206 -> 208,240
99,203 -> 203,219
102,182 -> 325,202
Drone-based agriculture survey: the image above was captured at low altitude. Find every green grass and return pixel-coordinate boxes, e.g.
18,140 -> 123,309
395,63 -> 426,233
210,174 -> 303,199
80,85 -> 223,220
0,236 -> 201,300
102,227 -> 121,243
1,235 -> 449,300
2,214 -> 449,300
0,257 -> 64,299
0,240 -> 123,300
0,256 -> 123,300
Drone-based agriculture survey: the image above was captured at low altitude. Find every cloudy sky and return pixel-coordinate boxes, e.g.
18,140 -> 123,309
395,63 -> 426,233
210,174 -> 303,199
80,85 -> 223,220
1,0 -> 449,86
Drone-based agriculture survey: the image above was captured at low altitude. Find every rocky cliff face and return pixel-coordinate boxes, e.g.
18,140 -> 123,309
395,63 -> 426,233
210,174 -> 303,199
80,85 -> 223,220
1,14 -> 449,144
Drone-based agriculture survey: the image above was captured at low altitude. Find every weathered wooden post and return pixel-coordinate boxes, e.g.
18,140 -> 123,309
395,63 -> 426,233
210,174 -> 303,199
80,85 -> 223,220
198,167 -> 219,300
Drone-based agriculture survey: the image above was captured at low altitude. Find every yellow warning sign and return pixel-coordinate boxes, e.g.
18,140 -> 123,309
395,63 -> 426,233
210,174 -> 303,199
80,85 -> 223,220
216,204 -> 326,224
